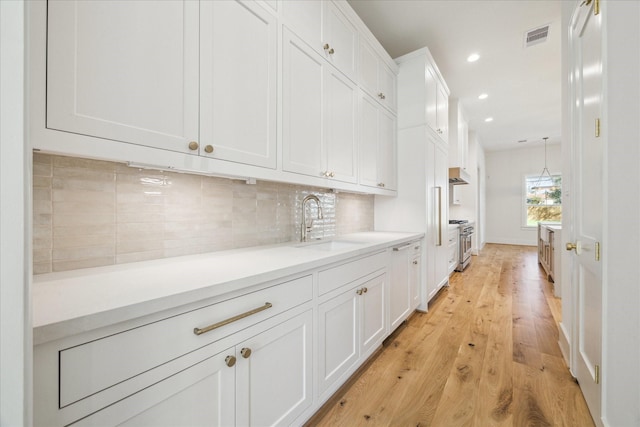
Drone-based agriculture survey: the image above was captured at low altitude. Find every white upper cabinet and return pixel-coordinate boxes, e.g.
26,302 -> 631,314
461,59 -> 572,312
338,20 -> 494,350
200,0 -> 277,169
282,29 -> 357,183
396,48 -> 449,146
322,2 -> 358,81
46,0 -> 199,153
281,0 -> 357,81
436,84 -> 450,146
325,68 -> 358,183
359,38 -> 397,113
359,92 -> 397,191
281,0 -> 323,54
282,30 -> 325,178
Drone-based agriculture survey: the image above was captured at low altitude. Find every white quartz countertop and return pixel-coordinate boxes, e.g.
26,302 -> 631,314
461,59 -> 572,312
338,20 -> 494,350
33,231 -> 423,344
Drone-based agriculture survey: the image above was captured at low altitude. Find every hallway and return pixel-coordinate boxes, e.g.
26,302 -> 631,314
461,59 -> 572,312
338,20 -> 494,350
311,244 -> 595,426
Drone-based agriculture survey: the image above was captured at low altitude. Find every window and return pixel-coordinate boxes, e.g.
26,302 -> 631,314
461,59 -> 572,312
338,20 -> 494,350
524,174 -> 561,226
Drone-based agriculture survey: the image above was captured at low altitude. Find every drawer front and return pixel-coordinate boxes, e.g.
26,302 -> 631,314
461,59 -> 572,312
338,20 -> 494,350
59,275 -> 312,409
318,251 -> 388,296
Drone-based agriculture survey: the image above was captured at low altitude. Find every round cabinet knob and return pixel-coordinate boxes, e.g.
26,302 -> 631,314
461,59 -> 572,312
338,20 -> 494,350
204,145 -> 214,154
356,288 -> 363,295
188,141 -> 199,151
329,171 -> 335,177
240,347 -> 252,359
413,260 -> 418,265
225,355 -> 236,367
323,43 -> 330,51
363,287 -> 368,293
328,48 -> 335,55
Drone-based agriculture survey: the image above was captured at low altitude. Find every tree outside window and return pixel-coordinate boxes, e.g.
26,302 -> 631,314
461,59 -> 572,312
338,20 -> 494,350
525,174 -> 561,226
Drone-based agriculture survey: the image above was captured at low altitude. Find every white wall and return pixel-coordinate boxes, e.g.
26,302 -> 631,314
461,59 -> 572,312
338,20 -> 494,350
485,143 -> 562,246
450,130 -> 486,253
0,1 -> 31,425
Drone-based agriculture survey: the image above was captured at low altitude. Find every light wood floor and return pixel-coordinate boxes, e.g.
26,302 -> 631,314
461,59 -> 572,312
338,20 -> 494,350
309,244 -> 595,427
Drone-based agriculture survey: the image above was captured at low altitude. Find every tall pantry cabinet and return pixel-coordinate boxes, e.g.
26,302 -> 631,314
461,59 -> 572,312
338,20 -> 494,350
375,48 -> 450,310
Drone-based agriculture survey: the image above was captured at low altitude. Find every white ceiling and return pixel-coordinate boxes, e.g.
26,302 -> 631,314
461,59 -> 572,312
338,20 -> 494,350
347,0 -> 562,152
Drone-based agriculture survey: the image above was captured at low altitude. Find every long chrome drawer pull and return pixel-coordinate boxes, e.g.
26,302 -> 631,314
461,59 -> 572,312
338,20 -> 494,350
193,302 -> 273,336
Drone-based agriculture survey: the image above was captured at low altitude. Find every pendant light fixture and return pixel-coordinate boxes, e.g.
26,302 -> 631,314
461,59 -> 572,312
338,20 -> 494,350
531,137 -> 556,191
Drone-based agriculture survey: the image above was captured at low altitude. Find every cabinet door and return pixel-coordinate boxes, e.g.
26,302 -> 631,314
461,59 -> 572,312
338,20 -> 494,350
200,0 -> 277,168
379,63 -> 397,112
409,254 -> 420,309
390,248 -> 410,331
46,1 -> 198,153
359,40 -> 379,97
378,108 -> 397,191
436,84 -> 449,144
318,289 -> 359,395
360,274 -> 387,356
73,349 -> 235,427
281,0 -> 323,55
425,66 -> 439,132
325,68 -> 358,183
282,30 -> 325,177
236,311 -> 313,427
359,93 -> 380,188
323,2 -> 358,81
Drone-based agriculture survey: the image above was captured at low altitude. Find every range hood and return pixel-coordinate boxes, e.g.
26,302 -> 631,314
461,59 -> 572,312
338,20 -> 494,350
449,167 -> 470,185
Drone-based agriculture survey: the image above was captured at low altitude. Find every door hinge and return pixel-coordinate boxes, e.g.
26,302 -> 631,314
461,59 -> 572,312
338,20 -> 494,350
595,242 -> 600,261
594,0 -> 600,15
595,118 -> 601,137
595,364 -> 600,384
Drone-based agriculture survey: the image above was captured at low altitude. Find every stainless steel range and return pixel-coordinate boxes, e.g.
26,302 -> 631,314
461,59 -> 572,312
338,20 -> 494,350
450,220 -> 474,271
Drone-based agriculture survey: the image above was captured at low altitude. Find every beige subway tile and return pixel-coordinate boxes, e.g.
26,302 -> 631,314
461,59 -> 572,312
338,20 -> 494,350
52,177 -> 116,193
33,175 -> 52,189
33,152 -> 53,165
33,198 -> 52,216
117,212 -> 166,224
54,234 -> 115,249
53,245 -> 115,261
116,238 -> 164,255
53,256 -> 115,272
34,213 -> 52,227
33,161 -> 52,177
53,213 -> 115,227
52,188 -> 115,204
53,224 -> 117,238
33,248 -> 52,264
53,200 -> 115,216
53,155 -> 116,172
33,262 -> 52,275
116,250 -> 164,265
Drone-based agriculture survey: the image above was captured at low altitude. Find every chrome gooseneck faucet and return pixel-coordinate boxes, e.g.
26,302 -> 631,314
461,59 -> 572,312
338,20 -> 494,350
301,194 -> 323,242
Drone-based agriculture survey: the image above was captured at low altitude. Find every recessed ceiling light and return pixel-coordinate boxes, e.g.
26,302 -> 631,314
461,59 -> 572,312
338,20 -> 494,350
485,117 -> 494,122
467,53 -> 480,63
478,93 -> 488,100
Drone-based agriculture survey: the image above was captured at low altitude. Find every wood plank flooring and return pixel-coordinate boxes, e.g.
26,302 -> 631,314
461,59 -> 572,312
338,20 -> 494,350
309,244 -> 595,427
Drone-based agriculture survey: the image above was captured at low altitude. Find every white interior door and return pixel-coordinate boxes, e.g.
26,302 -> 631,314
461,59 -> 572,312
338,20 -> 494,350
569,1 -> 603,424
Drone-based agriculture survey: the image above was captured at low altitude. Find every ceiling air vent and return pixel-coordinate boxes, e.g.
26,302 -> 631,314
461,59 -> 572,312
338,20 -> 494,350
525,25 -> 550,47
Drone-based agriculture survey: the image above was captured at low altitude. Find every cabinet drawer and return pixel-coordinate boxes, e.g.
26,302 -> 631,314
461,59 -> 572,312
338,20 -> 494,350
59,275 -> 312,409
318,251 -> 387,295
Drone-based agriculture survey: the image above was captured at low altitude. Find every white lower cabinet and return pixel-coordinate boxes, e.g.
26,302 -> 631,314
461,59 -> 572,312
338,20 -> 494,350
390,241 -> 421,331
34,275 -> 313,427
318,271 -> 387,399
71,311 -> 312,427
34,240 -> 426,426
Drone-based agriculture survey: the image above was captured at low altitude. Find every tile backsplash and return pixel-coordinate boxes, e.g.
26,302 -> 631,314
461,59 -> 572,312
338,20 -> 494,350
33,153 -> 375,274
